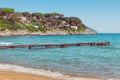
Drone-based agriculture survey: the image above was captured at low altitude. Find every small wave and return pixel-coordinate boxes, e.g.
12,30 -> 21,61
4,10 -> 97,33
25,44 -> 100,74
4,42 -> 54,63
0,63 -> 98,80
0,42 -> 13,45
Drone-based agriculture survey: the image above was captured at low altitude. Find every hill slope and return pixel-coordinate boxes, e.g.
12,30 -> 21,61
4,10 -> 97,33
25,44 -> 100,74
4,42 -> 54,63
0,8 -> 96,36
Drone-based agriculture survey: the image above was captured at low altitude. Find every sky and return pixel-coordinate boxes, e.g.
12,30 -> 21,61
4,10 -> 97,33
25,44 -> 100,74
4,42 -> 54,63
0,0 -> 120,33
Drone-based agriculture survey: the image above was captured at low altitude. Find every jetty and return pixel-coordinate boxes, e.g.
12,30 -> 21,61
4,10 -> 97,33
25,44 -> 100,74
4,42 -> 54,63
0,42 -> 110,50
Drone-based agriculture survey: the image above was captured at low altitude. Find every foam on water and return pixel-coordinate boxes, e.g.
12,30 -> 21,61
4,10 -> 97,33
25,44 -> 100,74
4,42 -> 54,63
0,42 -> 13,45
0,63 -> 99,80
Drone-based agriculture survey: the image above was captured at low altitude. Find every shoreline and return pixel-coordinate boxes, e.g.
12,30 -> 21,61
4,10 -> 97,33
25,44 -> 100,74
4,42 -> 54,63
0,63 -> 98,80
0,63 -> 118,80
0,70 -> 99,80
0,30 -> 96,37
0,70 -> 55,80
0,71 -> 99,80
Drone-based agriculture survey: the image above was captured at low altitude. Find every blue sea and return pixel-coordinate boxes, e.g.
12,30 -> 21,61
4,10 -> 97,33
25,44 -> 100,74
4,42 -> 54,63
0,33 -> 120,80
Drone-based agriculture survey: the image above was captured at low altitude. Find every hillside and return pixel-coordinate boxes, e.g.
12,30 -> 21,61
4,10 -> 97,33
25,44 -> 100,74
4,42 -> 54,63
0,8 -> 96,36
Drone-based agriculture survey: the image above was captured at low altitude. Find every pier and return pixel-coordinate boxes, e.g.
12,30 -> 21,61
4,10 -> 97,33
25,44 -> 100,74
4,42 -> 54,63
0,42 -> 110,50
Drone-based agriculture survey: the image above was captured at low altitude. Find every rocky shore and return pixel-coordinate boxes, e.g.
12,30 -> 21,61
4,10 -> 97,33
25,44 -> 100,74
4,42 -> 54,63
0,29 -> 96,37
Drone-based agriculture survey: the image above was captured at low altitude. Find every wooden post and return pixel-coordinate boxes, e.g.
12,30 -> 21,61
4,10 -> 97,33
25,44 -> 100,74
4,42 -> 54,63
11,46 -> 16,48
77,44 -> 80,46
28,45 -> 32,50
60,44 -> 66,48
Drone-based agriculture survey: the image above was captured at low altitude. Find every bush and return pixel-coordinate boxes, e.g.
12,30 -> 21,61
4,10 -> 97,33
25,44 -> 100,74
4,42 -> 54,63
38,26 -> 45,31
66,28 -> 76,32
77,24 -> 85,31
26,26 -> 38,32
1,8 -> 14,13
22,12 -> 30,17
12,22 -> 20,30
32,12 -> 44,19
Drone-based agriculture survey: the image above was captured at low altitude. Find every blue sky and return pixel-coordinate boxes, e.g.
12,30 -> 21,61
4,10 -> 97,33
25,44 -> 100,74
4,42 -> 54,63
0,0 -> 120,33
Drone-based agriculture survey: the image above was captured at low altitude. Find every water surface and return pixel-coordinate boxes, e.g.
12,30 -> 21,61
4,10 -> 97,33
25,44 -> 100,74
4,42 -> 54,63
0,33 -> 120,79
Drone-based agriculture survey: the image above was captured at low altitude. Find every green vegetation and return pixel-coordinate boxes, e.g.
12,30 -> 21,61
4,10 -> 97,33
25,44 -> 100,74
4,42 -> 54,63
0,7 -> 88,33
1,8 -> 14,13
66,28 -> 76,32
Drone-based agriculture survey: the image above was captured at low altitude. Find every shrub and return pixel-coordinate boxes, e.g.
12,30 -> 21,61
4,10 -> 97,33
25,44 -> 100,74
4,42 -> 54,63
26,26 -> 38,32
1,8 -> 14,13
66,28 -> 76,32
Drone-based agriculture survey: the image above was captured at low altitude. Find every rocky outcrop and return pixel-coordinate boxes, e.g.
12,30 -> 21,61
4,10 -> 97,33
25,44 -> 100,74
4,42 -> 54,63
81,26 -> 97,34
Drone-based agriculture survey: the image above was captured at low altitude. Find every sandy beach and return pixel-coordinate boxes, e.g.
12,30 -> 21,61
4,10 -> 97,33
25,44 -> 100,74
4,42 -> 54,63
0,70 -> 100,80
0,70 -> 55,80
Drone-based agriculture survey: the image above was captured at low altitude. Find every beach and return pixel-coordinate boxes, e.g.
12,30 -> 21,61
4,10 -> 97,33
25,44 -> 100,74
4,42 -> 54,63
0,70 -> 100,80
0,70 -> 55,80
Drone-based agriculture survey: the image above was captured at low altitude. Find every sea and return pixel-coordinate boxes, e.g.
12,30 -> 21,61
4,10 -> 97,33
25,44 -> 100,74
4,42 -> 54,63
0,33 -> 120,80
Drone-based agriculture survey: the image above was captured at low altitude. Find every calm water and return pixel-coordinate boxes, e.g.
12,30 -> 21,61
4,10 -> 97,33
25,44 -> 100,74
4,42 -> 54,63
0,33 -> 120,79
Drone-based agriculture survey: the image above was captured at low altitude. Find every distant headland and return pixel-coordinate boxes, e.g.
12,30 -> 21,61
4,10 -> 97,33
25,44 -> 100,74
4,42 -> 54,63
0,8 -> 96,36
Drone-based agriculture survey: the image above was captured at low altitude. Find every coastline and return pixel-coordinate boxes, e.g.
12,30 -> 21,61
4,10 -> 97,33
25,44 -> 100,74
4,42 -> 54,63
0,63 -> 99,80
0,70 -> 99,80
0,71 -> 99,80
0,70 -> 55,80
0,30 -> 96,37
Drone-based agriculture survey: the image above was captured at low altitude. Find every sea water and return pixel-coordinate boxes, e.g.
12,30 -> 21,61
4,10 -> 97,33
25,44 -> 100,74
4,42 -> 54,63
0,34 -> 120,79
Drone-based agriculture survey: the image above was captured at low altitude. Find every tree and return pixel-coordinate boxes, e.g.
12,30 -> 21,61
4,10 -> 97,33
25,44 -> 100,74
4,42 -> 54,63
12,22 -> 20,30
2,8 -> 14,13
22,12 -> 31,17
8,14 -> 18,22
0,20 -> 2,28
0,8 -> 3,15
32,12 -> 45,19
1,8 -> 14,15
14,12 -> 22,16
62,17 -> 82,26
52,13 -> 64,18
45,13 -> 64,19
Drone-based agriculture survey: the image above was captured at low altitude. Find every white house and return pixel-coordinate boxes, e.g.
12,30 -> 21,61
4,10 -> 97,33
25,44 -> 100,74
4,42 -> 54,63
18,17 -> 27,22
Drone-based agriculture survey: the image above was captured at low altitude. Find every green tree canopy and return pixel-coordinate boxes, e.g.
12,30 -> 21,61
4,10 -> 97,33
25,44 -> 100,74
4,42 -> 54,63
1,8 -> 15,13
32,12 -> 44,19
22,12 -> 31,17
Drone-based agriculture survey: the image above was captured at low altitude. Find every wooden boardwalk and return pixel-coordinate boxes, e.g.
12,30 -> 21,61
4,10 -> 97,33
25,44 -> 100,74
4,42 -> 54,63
0,42 -> 110,50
